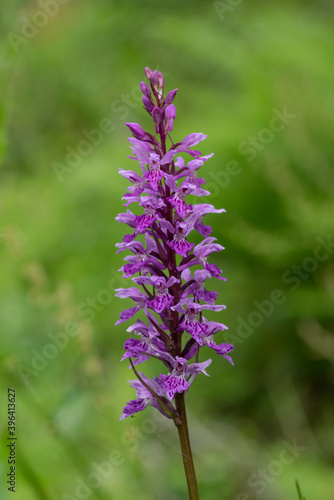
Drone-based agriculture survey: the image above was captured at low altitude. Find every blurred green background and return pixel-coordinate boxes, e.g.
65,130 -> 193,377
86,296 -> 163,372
1,1 -> 334,499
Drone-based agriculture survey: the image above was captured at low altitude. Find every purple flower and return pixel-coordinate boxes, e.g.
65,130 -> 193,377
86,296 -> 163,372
115,287 -> 147,324
160,133 -> 208,165
121,324 -> 168,364
120,373 -> 173,420
167,222 -> 194,257
203,337 -> 234,365
116,68 -> 234,424
162,357 -> 212,400
133,275 -> 179,313
167,184 -> 193,218
186,204 -> 225,237
165,104 -> 176,132
120,398 -> 147,420
121,339 -> 150,365
143,153 -> 165,190
117,235 -> 165,277
180,269 -> 217,303
135,196 -> 165,232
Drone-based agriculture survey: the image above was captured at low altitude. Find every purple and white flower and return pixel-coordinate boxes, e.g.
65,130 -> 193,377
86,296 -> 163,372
116,68 -> 234,422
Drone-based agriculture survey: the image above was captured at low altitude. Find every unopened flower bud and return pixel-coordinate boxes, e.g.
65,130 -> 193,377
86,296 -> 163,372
165,104 -> 177,132
157,72 -> 165,89
142,95 -> 154,113
125,122 -> 146,140
150,70 -> 159,87
166,104 -> 176,119
152,106 -> 162,125
140,81 -> 151,97
145,67 -> 152,79
164,89 -> 178,105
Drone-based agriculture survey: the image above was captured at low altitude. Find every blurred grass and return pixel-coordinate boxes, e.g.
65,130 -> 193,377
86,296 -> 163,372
1,0 -> 334,499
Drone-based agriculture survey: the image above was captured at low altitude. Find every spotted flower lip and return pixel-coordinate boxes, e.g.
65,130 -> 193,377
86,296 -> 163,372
133,275 -> 179,313
120,373 -> 175,420
116,68 -> 234,422
167,222 -> 194,257
135,196 -> 165,232
162,357 -> 212,400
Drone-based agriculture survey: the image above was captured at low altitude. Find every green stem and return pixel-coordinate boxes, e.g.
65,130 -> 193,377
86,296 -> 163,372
175,393 -> 200,500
